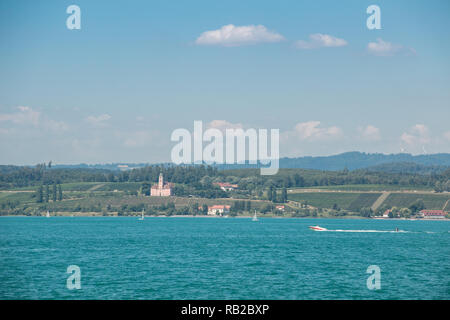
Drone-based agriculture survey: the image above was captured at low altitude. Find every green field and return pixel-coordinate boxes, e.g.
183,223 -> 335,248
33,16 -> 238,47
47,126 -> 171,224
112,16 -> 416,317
288,191 -> 450,212
347,193 -> 382,211
290,184 -> 433,191
8,182 -> 141,192
444,200 -> 450,211
382,193 -> 450,210
95,182 -> 141,192
0,192 -> 35,205
7,182 -> 101,192
288,192 -> 361,210
288,192 -> 383,211
60,182 -> 104,191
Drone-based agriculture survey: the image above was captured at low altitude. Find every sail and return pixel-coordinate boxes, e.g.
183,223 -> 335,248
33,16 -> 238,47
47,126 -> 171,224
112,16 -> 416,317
252,210 -> 258,221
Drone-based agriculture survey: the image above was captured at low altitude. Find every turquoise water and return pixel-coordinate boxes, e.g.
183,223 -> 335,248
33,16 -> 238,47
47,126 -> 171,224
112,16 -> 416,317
0,217 -> 448,300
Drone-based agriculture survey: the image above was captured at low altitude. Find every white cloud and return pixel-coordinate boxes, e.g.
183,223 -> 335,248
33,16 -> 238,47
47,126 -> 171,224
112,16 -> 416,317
289,121 -> 343,141
367,38 -> 403,56
195,24 -> 284,47
412,124 -> 428,136
279,121 -> 344,157
0,106 -> 40,126
358,125 -> 381,141
85,114 -> 111,127
0,106 -> 68,132
295,34 -> 347,49
207,120 -> 243,131
401,124 -> 430,146
400,133 -> 414,145
43,119 -> 69,132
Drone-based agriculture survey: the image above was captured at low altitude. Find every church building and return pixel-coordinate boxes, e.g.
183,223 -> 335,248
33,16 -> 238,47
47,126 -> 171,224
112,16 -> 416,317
151,173 -> 173,196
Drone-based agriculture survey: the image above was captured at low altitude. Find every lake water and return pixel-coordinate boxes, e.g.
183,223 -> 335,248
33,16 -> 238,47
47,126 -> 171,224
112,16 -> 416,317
0,217 -> 448,299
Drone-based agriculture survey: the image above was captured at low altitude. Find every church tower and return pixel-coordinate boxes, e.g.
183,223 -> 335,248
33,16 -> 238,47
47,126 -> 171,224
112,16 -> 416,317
158,173 -> 163,189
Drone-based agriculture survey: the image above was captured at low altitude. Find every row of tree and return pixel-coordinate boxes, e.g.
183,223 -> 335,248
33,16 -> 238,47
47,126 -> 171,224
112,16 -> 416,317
434,180 -> 450,193
267,186 -> 288,203
36,184 -> 63,203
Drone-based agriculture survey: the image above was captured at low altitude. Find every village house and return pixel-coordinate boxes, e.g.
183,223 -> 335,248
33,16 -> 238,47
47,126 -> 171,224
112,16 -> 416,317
275,205 -> 285,212
208,205 -> 231,216
214,182 -> 238,192
151,173 -> 173,196
419,210 -> 447,219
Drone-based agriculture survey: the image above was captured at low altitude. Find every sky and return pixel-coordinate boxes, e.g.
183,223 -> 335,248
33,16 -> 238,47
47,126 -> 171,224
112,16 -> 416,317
0,0 -> 449,165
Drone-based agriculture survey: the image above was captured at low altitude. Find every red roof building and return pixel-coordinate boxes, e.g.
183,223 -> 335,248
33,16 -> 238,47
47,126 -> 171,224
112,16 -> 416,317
208,205 -> 231,215
419,210 -> 447,218
214,182 -> 238,191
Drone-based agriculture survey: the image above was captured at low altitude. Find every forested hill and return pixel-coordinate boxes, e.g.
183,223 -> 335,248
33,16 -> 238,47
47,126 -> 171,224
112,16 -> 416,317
216,152 -> 450,171
278,152 -> 450,171
3,152 -> 450,173
362,162 -> 449,174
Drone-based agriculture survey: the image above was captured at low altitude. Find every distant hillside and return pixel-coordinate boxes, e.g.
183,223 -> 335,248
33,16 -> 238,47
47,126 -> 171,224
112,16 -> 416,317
278,152 -> 450,171
362,162 -> 450,174
18,152 -> 450,172
52,163 -> 150,171
213,152 -> 450,171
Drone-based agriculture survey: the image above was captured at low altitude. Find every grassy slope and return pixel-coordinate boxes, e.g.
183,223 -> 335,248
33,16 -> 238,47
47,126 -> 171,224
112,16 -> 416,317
290,184 -> 433,191
382,193 -> 450,210
288,192 -> 361,209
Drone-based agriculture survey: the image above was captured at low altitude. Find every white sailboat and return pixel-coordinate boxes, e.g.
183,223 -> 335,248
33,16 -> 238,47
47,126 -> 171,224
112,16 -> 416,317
46,210 -> 50,218
252,210 -> 258,221
138,209 -> 145,220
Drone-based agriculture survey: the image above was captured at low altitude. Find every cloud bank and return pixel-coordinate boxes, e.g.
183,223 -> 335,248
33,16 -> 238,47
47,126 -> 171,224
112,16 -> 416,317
295,34 -> 347,49
367,38 -> 415,56
358,125 -> 381,141
85,114 -> 111,127
0,106 -> 68,132
289,121 -> 343,141
195,24 -> 284,47
401,124 -> 430,146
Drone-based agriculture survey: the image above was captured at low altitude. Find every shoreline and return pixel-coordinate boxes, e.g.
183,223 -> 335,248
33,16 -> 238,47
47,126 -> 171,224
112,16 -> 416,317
1,214 -> 448,221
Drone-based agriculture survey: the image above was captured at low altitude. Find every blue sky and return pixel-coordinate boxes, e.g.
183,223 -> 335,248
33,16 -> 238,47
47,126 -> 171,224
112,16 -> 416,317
1,0 -> 449,164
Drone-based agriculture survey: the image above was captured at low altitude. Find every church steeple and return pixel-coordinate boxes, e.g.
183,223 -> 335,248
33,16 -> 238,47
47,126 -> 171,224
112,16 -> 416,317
158,173 -> 163,189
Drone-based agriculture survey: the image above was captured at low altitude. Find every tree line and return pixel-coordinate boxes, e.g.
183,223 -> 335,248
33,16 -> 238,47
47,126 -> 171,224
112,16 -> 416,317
1,162 -> 450,195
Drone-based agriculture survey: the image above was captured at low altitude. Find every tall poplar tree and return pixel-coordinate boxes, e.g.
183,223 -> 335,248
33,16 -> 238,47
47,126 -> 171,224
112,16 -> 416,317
36,185 -> 43,203
58,184 -> 63,201
52,184 -> 57,202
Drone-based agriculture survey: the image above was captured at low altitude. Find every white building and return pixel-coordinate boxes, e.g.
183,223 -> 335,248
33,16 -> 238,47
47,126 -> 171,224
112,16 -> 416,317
208,205 -> 231,216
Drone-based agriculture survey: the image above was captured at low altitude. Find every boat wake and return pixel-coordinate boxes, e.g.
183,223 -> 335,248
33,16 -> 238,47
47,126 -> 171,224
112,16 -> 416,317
312,228 -> 449,234
309,226 -> 410,233
325,229 -> 409,233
